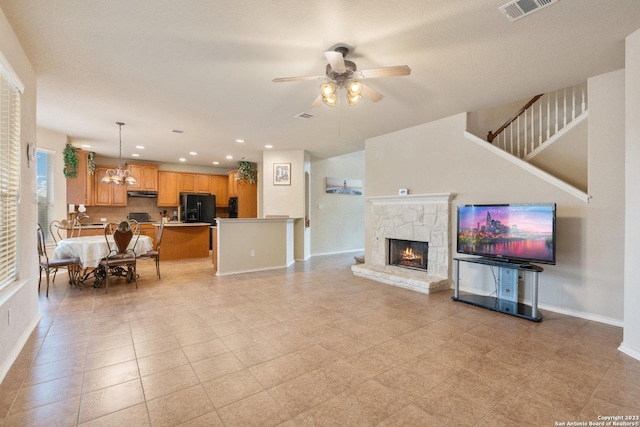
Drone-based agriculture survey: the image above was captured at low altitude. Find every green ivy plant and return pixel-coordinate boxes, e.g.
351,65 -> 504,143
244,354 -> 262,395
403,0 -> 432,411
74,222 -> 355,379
236,161 -> 256,184
63,143 -> 79,178
88,151 -> 96,175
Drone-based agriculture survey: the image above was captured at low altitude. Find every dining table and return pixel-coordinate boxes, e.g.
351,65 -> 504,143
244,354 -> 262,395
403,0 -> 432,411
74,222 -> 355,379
52,234 -> 153,286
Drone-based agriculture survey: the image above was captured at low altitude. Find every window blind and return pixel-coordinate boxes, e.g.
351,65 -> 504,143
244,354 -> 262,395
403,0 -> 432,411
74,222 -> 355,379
0,62 -> 22,291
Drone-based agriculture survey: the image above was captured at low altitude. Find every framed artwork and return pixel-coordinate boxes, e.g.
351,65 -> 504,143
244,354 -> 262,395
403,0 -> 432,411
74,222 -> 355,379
326,177 -> 363,195
273,163 -> 291,185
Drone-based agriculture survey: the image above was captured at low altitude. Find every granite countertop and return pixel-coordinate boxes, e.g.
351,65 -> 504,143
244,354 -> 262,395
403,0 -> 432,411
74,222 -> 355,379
79,222 -> 211,228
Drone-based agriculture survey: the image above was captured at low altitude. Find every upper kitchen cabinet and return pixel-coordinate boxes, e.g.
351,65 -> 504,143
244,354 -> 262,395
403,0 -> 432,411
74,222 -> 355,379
179,173 -> 211,194
210,175 -> 228,207
94,166 -> 127,206
157,171 -> 180,206
227,169 -> 257,218
66,149 -> 94,206
126,163 -> 158,191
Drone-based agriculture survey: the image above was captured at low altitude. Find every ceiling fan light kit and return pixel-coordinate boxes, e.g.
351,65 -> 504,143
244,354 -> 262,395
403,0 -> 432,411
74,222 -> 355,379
273,45 -> 411,107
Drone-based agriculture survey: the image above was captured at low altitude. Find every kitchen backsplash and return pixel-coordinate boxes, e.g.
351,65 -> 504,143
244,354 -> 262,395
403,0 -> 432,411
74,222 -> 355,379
75,197 -> 229,223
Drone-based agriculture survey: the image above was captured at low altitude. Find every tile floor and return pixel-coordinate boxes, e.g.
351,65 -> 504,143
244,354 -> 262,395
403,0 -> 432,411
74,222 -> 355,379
1,254 -> 639,426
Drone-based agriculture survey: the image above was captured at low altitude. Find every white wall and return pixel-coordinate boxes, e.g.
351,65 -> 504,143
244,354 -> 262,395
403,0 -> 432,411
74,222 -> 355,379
262,150 -> 306,218
36,127 -> 69,223
365,69 -> 626,324
0,7 -> 39,381
623,29 -> 640,359
310,151 -> 365,255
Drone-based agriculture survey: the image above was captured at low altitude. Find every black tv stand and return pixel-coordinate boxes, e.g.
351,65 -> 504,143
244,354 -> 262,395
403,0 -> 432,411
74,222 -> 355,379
452,257 -> 543,322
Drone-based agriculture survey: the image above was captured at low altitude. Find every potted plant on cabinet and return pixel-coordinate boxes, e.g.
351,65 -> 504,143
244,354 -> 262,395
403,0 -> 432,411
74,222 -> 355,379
236,161 -> 256,184
63,143 -> 79,178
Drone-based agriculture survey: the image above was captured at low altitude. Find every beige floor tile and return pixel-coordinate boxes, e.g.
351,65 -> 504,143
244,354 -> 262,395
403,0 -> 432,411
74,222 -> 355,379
182,338 -> 230,363
201,368 -> 264,408
78,378 -> 145,423
23,356 -> 86,386
248,353 -> 306,389
134,335 -> 181,358
191,351 -> 245,382
268,371 -> 335,417
174,327 -> 218,347
84,344 -> 136,371
146,384 -> 214,427
10,373 -> 83,414
78,402 -> 150,426
175,410 -> 225,427
217,390 -> 290,427
137,348 -> 189,377
141,364 -> 200,401
3,395 -> 79,427
82,359 -> 140,393
413,384 -> 491,426
376,403 -> 443,426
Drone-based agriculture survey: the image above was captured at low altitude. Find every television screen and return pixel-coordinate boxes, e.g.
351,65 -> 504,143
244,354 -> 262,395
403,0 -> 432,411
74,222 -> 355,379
457,203 -> 556,265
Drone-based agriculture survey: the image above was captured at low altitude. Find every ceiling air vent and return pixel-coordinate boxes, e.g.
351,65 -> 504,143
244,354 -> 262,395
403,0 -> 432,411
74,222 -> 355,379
499,0 -> 558,22
294,112 -> 315,120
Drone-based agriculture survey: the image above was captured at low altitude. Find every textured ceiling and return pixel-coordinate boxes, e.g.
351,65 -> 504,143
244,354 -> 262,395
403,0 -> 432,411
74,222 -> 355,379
1,0 -> 639,168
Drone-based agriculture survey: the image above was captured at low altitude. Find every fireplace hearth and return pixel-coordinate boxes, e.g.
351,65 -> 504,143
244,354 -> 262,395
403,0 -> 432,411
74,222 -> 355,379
388,239 -> 428,271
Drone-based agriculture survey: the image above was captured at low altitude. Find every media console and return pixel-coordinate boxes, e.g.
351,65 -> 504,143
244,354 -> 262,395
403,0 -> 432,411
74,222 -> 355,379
452,257 -> 543,322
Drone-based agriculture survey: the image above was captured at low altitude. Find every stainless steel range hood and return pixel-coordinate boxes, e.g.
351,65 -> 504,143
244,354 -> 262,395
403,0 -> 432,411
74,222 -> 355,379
127,191 -> 157,198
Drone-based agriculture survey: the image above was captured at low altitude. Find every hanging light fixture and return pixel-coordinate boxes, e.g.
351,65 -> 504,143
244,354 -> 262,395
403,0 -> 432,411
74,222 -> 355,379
320,80 -> 362,107
100,122 -> 137,185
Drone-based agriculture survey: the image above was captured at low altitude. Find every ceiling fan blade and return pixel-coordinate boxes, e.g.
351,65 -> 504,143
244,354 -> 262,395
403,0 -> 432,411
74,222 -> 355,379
361,83 -> 384,102
358,65 -> 411,79
272,75 -> 325,83
324,50 -> 346,73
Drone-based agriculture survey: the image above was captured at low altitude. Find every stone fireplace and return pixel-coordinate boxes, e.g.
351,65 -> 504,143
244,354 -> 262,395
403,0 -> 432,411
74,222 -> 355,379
352,193 -> 452,294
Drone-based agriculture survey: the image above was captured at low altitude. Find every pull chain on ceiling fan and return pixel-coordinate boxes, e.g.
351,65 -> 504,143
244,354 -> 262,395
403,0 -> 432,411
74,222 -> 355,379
273,46 -> 411,107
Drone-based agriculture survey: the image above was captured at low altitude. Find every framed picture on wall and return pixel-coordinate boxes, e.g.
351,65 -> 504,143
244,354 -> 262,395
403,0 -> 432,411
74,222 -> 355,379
273,163 -> 291,185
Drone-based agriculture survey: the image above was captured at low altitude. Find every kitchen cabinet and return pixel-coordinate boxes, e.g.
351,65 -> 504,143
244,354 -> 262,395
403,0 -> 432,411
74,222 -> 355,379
228,170 -> 238,197
157,171 -> 180,206
194,174 -> 211,193
66,149 -> 94,206
139,223 -> 157,243
227,169 -> 257,218
94,166 -> 127,206
178,173 -> 195,193
126,163 -> 158,191
210,175 -> 228,207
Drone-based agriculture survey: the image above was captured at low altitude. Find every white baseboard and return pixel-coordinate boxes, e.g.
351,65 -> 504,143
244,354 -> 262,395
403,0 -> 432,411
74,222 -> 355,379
618,343 -> 640,362
311,249 -> 364,257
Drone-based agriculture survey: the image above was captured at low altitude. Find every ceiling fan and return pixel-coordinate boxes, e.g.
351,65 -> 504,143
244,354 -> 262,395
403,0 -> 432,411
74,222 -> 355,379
272,46 -> 411,107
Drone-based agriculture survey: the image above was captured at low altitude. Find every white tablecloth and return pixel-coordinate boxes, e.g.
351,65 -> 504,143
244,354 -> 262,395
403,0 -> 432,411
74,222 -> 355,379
53,235 -> 153,269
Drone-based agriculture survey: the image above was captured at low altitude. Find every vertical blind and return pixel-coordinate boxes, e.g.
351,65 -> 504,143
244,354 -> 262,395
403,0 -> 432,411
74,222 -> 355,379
0,62 -> 22,291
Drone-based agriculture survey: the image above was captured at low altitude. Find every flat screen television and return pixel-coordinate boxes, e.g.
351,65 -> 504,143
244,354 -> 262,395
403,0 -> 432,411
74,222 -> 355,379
457,203 -> 556,265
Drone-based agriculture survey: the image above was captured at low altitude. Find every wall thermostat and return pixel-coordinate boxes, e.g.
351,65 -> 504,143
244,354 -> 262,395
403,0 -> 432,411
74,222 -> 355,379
398,188 -> 408,196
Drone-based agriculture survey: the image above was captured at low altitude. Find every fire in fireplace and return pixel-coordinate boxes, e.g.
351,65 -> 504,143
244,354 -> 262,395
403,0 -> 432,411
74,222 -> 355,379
388,239 -> 428,271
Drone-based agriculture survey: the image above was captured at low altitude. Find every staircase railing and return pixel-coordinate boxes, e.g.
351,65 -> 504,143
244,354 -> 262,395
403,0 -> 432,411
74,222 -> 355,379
486,82 -> 588,159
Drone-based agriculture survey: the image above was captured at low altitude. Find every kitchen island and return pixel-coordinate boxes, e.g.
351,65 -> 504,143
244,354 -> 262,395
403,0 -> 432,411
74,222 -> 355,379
156,222 -> 210,260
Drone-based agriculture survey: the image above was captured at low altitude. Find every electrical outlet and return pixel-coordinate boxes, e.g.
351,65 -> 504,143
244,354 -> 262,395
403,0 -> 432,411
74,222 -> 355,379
100,218 -> 107,222
250,249 -> 255,257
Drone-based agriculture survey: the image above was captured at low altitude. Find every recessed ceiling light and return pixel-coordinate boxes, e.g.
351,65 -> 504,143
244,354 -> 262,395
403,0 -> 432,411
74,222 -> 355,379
136,145 -> 144,149
81,144 -> 91,148
179,158 -> 186,162
236,139 -> 245,143
226,155 -> 233,160
265,145 -> 273,149
172,129 -> 184,134
189,152 -> 197,156
131,153 -> 140,157
212,161 -> 219,165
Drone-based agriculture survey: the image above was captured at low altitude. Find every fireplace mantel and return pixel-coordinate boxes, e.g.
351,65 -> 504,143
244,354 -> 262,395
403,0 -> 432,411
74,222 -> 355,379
366,193 -> 453,205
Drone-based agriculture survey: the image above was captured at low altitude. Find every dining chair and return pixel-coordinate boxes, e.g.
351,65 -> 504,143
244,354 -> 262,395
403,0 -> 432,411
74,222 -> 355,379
37,223 -> 81,297
49,218 -> 81,243
138,220 -> 164,279
99,220 -> 139,293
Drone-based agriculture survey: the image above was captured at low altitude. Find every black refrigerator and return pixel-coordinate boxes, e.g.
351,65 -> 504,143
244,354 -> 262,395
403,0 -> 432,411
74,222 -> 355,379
181,193 -> 216,250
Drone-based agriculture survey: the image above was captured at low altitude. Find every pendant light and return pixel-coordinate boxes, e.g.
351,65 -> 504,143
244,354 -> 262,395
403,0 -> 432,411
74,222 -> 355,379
100,122 -> 137,185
